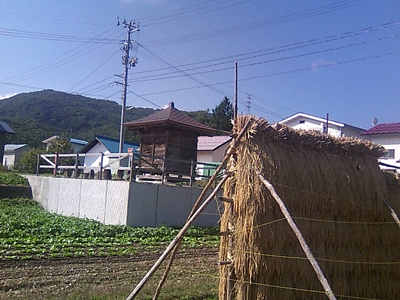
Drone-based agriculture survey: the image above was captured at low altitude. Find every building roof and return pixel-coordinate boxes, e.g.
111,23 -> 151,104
0,121 -> 15,134
279,112 -> 344,127
42,135 -> 58,143
42,135 -> 88,145
279,112 -> 366,133
70,138 -> 88,146
361,123 -> 400,135
4,144 -> 28,152
198,136 -> 231,151
79,135 -> 140,154
124,102 -> 216,136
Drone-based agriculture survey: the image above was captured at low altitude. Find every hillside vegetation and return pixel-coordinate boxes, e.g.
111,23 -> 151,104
0,90 -> 155,147
0,90 -> 232,148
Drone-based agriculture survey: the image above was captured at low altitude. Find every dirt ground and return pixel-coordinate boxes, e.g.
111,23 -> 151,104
0,247 -> 219,300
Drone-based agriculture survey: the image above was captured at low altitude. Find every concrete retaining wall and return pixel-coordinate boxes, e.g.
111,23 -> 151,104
25,175 -> 220,227
0,184 -> 32,199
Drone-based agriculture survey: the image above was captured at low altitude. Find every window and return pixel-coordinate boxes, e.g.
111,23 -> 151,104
299,120 -> 305,124
383,149 -> 395,159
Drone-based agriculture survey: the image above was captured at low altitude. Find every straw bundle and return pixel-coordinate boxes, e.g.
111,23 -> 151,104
219,115 -> 400,299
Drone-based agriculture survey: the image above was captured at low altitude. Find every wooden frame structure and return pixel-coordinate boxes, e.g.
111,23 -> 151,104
124,102 -> 216,179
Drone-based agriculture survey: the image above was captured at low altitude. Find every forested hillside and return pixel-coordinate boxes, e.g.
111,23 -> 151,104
0,90 -> 156,147
0,90 -> 232,148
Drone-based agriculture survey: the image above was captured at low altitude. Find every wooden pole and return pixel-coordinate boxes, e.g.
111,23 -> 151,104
257,172 -> 337,300
151,118 -> 252,300
126,174 -> 231,300
234,61 -> 238,121
382,199 -> 400,228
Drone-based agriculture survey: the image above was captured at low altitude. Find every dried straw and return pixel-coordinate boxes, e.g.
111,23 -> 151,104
219,115 -> 400,300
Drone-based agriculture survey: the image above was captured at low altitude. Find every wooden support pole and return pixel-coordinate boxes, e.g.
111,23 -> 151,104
382,199 -> 400,228
257,172 -> 337,300
151,118 -> 252,300
126,174 -> 231,300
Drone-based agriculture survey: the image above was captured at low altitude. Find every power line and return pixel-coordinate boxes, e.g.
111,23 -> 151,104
143,1 -> 361,46
130,29 -> 400,83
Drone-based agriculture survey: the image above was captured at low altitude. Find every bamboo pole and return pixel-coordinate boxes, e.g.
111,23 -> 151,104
382,199 -> 400,228
257,172 -> 337,300
152,119 -> 252,299
126,174 -> 231,300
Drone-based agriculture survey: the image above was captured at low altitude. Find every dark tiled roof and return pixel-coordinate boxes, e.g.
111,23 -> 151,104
124,102 -> 216,136
361,123 -> 400,135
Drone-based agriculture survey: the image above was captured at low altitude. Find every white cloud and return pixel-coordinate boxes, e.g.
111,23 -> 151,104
310,59 -> 336,72
0,93 -> 19,100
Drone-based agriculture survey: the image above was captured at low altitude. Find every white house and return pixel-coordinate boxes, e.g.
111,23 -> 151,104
196,136 -> 231,177
197,136 -> 231,162
279,112 -> 364,138
79,135 -> 140,175
361,123 -> 400,174
42,135 -> 88,153
2,144 -> 29,170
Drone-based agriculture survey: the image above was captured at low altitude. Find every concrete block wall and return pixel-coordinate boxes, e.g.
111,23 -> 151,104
25,175 -> 220,227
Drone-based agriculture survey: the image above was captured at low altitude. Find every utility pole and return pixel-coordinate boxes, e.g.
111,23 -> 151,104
233,61 -> 238,121
118,19 -> 139,154
246,94 -> 251,115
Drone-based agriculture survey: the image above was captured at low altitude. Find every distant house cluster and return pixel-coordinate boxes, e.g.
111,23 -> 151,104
279,112 -> 400,174
2,108 -> 400,176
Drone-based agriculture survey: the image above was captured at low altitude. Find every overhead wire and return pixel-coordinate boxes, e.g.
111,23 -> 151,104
1,26 -> 122,85
142,1 -> 362,46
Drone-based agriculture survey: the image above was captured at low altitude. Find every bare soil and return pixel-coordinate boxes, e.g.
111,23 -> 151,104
0,247 -> 219,300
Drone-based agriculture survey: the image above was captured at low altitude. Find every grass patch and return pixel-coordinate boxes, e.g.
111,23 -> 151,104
0,171 -> 29,186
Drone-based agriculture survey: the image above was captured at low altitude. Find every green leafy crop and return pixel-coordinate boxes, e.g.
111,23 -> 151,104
0,198 -> 219,260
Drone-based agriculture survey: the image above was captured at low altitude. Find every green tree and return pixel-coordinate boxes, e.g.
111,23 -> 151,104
15,148 -> 43,174
188,109 -> 212,127
47,135 -> 72,154
210,97 -> 233,132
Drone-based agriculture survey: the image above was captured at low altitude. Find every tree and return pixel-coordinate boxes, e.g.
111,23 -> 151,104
15,148 -> 42,174
210,97 -> 233,132
47,135 -> 72,154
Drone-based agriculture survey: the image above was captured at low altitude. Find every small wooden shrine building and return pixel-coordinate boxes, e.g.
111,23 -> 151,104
124,102 -> 216,177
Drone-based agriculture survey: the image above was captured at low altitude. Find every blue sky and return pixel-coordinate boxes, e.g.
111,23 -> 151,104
0,0 -> 399,129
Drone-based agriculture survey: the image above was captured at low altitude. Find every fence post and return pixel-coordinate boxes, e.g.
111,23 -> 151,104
189,161 -> 196,187
130,153 -> 136,182
74,153 -> 79,178
99,153 -> 104,180
161,159 -> 166,184
53,152 -> 59,176
36,154 -> 40,176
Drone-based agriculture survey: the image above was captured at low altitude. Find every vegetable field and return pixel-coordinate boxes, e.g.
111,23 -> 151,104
0,198 -> 219,261
0,197 -> 220,299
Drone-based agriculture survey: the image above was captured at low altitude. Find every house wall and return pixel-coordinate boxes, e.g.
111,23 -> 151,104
287,119 -> 343,137
197,151 -> 213,163
212,144 -> 229,161
84,143 -> 110,171
341,126 -> 364,138
3,147 -> 29,169
25,175 -> 220,227
362,133 -> 400,172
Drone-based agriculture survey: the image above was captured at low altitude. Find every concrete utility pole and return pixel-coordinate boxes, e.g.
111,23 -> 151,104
118,19 -> 139,154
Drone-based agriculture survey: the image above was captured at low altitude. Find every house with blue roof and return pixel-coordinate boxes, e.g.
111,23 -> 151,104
79,135 -> 140,175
